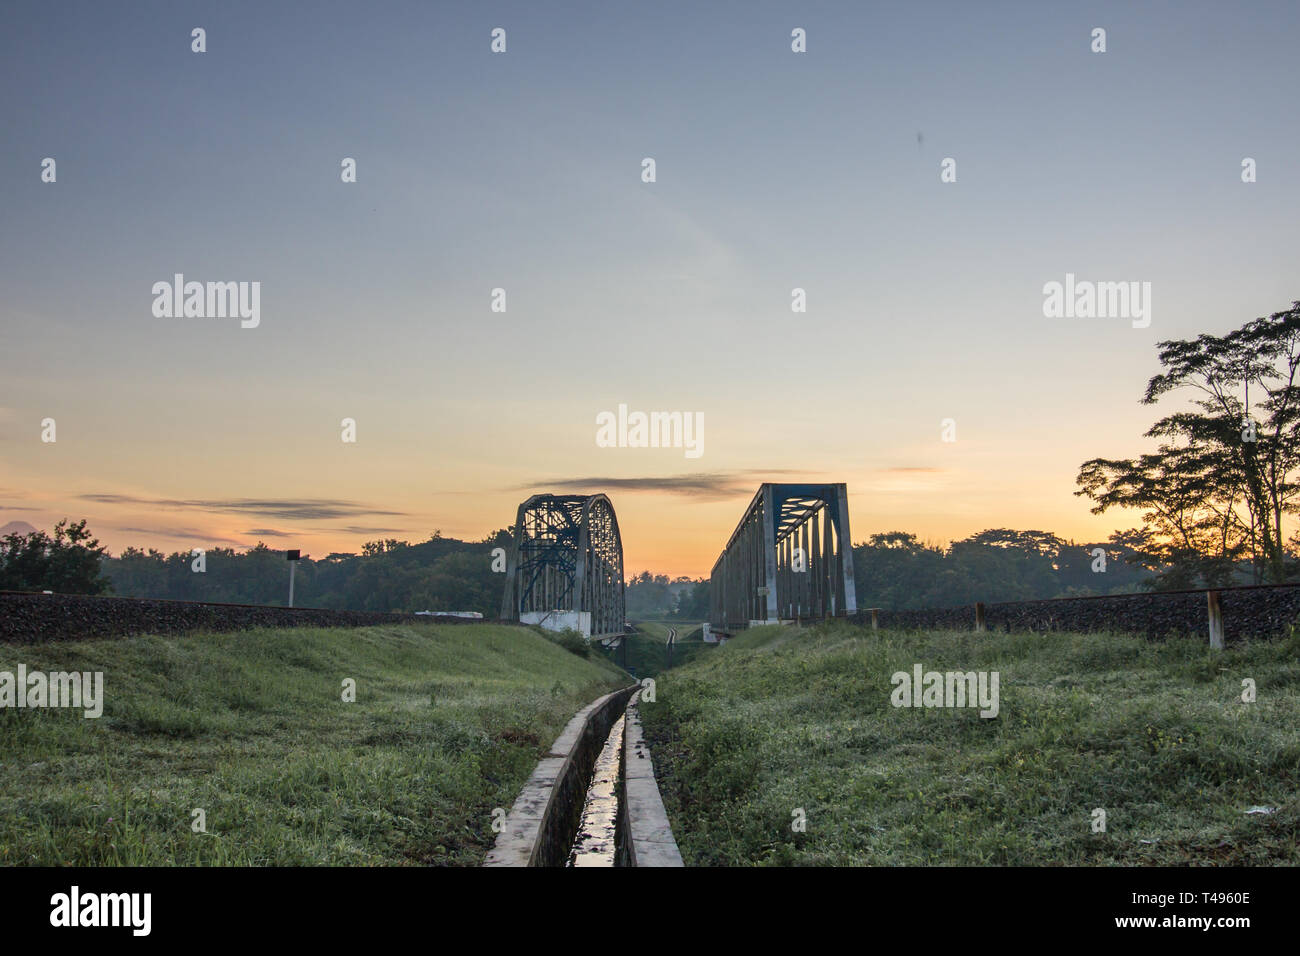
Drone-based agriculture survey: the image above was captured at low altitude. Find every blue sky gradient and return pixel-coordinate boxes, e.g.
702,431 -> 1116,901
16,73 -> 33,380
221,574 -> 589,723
2,1 -> 1298,574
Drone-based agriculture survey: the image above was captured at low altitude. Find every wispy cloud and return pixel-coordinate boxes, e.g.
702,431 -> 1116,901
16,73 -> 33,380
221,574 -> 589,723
515,471 -> 799,500
518,469 -> 943,502
117,526 -> 248,547
79,494 -> 406,521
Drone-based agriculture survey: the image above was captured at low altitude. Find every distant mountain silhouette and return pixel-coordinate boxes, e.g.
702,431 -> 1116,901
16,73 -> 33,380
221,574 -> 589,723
0,520 -> 38,537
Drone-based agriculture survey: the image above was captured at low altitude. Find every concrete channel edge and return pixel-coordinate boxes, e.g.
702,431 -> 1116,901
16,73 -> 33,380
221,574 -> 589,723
483,683 -> 637,867
622,689 -> 685,867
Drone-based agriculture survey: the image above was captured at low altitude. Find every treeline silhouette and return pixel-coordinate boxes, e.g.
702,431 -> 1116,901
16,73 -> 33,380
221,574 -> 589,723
2,514 -> 1291,619
102,531 -> 513,614
849,529 -> 1151,610
0,522 -> 1240,616
624,528 -> 1156,619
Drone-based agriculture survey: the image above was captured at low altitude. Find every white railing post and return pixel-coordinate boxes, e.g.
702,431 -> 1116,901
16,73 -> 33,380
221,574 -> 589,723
1207,590 -> 1224,649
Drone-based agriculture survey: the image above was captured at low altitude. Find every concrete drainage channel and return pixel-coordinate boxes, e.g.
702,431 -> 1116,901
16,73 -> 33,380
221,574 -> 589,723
483,685 -> 684,868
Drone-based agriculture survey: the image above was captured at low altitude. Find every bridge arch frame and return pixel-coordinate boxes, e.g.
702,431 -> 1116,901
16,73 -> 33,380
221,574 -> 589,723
500,493 -> 626,639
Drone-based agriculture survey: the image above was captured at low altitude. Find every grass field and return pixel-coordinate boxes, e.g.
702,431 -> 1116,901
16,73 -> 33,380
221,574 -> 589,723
641,622 -> 1300,865
0,623 -> 628,865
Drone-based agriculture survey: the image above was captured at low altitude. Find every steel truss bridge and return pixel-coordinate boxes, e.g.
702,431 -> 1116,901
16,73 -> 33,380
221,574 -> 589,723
500,493 -> 626,640
710,483 -> 857,633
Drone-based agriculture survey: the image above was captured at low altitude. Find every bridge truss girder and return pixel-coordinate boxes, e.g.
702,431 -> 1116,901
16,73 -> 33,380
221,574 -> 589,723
709,483 -> 857,632
500,493 -> 625,639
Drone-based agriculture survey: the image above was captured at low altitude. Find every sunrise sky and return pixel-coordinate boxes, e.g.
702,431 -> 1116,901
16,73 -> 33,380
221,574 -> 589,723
2,1 -> 1298,578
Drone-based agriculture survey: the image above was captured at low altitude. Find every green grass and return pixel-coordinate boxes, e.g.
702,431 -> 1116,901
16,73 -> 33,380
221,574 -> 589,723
641,622 -> 1300,865
0,622 -> 628,865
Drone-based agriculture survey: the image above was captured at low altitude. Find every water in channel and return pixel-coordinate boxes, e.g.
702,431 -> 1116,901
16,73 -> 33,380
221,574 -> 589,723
566,714 -> 626,867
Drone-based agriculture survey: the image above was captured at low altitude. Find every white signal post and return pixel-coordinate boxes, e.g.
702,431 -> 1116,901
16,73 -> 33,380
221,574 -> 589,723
287,549 -> 301,607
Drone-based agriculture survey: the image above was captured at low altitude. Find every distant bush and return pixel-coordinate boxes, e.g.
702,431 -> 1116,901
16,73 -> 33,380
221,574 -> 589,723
542,628 -> 590,658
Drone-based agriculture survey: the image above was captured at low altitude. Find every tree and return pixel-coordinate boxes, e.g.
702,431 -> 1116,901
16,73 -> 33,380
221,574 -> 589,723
0,519 -> 111,594
852,532 -> 945,609
1076,442 -> 1245,588
1077,301 -> 1300,585
672,578 -> 710,620
625,571 -> 674,617
853,527 -> 1151,606
946,529 -> 1065,604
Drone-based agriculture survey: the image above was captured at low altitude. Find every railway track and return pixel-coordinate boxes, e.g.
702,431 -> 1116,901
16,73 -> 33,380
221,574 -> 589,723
702,581 -> 1300,643
0,590 -> 492,644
